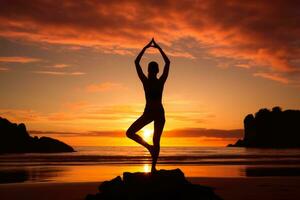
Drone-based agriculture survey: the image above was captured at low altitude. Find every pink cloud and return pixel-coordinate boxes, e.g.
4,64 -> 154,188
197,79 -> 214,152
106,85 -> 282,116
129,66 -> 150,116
0,0 -> 299,83
53,64 -> 70,68
253,72 -> 290,84
33,70 -> 85,76
0,56 -> 41,63
86,82 -> 127,93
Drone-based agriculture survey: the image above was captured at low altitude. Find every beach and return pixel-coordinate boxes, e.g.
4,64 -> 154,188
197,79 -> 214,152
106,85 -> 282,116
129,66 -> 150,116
1,177 -> 300,200
1,146 -> 300,199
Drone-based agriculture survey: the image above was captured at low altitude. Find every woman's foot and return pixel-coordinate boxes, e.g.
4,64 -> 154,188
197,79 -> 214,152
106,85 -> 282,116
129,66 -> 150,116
151,145 -> 159,173
151,166 -> 157,173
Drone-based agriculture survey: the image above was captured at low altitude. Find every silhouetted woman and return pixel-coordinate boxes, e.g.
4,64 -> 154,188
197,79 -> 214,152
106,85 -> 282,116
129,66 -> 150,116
126,39 -> 170,173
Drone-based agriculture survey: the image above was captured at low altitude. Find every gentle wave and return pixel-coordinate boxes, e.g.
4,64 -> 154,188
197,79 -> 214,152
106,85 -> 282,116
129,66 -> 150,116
1,146 -> 300,166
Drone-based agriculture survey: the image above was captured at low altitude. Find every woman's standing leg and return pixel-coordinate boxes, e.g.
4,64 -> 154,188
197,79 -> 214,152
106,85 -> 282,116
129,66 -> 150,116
152,115 -> 165,172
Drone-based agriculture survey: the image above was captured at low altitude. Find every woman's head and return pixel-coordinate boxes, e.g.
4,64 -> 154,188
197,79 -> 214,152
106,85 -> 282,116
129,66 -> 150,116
148,61 -> 159,76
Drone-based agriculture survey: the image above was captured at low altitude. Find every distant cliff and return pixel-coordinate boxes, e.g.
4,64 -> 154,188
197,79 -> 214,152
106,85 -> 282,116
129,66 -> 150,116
0,117 -> 74,153
228,107 -> 300,148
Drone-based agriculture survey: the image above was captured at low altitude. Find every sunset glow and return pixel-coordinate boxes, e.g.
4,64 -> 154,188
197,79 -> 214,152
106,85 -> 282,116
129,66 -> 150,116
143,164 -> 151,173
1,3 -> 300,200
142,128 -> 154,144
0,0 -> 299,147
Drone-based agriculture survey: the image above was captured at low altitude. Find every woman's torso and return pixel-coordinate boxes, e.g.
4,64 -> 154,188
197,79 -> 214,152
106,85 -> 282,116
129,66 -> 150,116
143,78 -> 165,113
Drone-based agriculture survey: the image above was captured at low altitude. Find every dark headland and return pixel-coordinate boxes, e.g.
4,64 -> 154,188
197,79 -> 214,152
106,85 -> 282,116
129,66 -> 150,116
229,107 -> 300,148
0,117 -> 74,153
86,169 -> 222,200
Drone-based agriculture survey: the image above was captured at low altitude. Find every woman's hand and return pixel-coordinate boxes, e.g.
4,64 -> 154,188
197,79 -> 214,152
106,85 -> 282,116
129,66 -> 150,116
144,40 -> 153,49
152,38 -> 160,49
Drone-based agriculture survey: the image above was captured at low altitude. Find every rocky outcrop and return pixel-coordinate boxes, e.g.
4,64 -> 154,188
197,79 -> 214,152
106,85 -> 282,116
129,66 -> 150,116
86,169 -> 222,200
228,107 -> 300,148
0,117 -> 74,153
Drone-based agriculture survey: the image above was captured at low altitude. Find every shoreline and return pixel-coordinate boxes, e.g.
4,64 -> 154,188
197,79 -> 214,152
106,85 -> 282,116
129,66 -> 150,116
1,177 -> 300,200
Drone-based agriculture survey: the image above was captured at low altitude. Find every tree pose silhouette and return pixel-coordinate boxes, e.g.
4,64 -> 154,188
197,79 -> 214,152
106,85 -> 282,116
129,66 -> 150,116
126,38 -> 170,173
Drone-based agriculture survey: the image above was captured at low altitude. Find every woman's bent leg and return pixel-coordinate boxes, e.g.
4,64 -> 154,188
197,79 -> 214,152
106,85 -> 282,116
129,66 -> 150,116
126,114 -> 153,151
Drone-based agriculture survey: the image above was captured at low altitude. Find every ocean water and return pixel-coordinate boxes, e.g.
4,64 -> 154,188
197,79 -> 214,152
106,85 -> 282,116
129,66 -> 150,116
1,146 -> 300,183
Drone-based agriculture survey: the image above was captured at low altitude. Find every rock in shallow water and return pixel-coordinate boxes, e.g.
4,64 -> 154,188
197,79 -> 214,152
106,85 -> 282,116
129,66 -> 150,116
86,169 -> 222,200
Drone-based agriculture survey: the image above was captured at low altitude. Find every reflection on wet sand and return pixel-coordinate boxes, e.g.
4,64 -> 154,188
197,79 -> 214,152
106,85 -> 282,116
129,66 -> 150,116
2,164 -> 300,184
0,167 -> 66,184
0,164 -> 242,183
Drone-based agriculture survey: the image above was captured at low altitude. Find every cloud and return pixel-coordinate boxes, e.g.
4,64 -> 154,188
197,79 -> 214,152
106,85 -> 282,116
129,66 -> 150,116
0,0 -> 298,83
30,130 -> 125,137
63,101 -> 90,110
86,82 -> 127,92
71,72 -> 85,75
0,56 -> 41,63
0,103 -> 141,124
0,109 -> 43,121
254,72 -> 290,84
167,112 -> 211,124
0,100 -> 222,136
33,70 -> 85,76
165,50 -> 195,59
29,128 -> 243,139
0,100 -> 212,130
235,64 -> 251,69
165,128 -> 243,138
52,64 -> 70,68
0,67 -> 9,71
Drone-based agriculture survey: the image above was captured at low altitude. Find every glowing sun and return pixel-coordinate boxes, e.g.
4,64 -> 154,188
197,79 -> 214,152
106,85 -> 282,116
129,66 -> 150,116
143,164 -> 151,173
142,128 -> 153,143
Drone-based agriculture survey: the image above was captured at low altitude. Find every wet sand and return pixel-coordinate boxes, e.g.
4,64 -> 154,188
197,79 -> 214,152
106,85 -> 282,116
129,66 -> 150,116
0,177 -> 300,200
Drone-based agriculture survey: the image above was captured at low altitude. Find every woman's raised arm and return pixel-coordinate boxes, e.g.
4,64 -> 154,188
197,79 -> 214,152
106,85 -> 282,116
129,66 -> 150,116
153,39 -> 170,82
135,40 -> 152,82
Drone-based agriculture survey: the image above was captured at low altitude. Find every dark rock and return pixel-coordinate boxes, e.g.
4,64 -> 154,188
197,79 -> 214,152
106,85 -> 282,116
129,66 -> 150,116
31,136 -> 74,153
98,176 -> 124,198
86,169 -> 222,200
0,117 -> 74,153
228,107 -> 300,148
228,139 -> 244,147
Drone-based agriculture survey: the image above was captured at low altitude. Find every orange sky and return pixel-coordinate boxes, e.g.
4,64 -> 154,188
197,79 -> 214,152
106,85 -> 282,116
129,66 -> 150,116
0,0 -> 299,146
